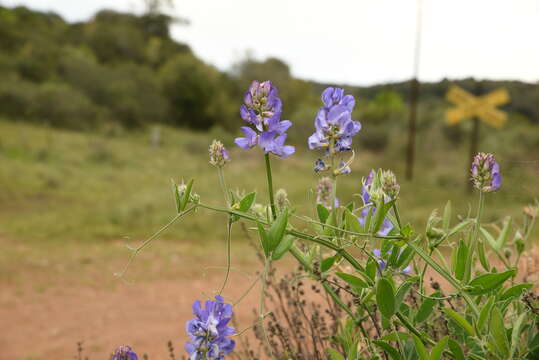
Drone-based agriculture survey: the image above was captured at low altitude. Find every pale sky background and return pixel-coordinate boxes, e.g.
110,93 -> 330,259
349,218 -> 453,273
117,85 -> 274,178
2,0 -> 539,86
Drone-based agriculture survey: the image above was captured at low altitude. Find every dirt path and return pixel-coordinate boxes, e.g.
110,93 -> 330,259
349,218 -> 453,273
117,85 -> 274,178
0,269 -> 264,360
2,238 -> 537,360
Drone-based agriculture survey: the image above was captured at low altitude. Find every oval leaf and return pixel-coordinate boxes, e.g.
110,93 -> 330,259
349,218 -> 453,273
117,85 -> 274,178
467,269 -> 516,295
336,272 -> 368,289
376,278 -> 396,319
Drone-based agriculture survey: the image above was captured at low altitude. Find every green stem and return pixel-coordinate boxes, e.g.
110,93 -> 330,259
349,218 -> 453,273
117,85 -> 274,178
217,218 -> 233,296
395,312 -> 435,345
392,203 -> 403,230
289,246 -> 375,355
115,206 -> 195,278
259,258 -> 274,358
217,166 -> 230,206
264,153 -> 277,221
464,191 -> 485,283
405,241 -> 480,317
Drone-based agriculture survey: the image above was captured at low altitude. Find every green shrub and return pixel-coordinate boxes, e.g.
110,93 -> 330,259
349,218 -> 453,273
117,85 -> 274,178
28,82 -> 105,130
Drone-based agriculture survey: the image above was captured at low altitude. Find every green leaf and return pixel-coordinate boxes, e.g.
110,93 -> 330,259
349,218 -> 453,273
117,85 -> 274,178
510,313 -> 526,359
372,200 -> 395,234
448,339 -> 465,360
447,219 -> 473,237
415,291 -> 440,323
442,200 -> 452,233
373,340 -> 402,360
499,283 -> 533,301
366,257 -> 378,280
173,182 -> 182,212
454,239 -> 468,281
480,227 -> 498,250
239,192 -> 256,212
321,255 -> 337,273
467,269 -> 516,295
429,336 -> 448,360
394,245 -> 414,268
478,296 -> 494,332
376,278 -> 396,319
336,272 -> 368,289
529,331 -> 539,351
323,209 -> 337,236
400,223 -> 414,238
388,244 -> 401,267
496,217 -> 512,250
477,240 -> 490,271
326,348 -> 345,360
180,179 -> 194,212
443,308 -> 476,336
381,332 -> 409,341
412,334 -> 428,360
490,307 -> 510,357
344,208 -> 362,233
272,235 -> 294,260
317,204 -> 329,224
257,222 -> 270,258
395,277 -> 418,308
268,208 -> 288,253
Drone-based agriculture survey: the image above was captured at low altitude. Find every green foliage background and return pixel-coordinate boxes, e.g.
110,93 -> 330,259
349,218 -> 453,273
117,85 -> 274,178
1,5 -> 538,138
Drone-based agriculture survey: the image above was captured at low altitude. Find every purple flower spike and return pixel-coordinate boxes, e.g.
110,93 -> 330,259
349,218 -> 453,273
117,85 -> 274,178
112,346 -> 138,360
185,296 -> 235,360
471,153 -> 502,192
308,87 -> 361,154
235,81 -> 295,158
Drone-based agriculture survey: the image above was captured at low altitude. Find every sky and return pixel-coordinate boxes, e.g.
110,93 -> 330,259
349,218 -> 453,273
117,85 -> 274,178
2,0 -> 539,86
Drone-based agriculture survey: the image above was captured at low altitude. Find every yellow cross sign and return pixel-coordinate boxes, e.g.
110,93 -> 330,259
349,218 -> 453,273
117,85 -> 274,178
445,85 -> 510,129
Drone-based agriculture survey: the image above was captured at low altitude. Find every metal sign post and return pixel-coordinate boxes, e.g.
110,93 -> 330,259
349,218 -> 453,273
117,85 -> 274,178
445,85 -> 510,189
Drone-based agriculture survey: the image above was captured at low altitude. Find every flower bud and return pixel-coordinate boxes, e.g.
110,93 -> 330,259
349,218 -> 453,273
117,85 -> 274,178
470,152 -> 501,192
381,170 -> 400,199
252,203 -> 267,218
316,177 -> 333,208
368,188 -> 385,205
524,205 -> 538,219
209,140 -> 230,167
275,188 -> 289,210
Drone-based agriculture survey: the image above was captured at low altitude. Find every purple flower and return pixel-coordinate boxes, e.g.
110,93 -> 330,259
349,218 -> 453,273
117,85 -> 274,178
259,131 -> 295,159
235,127 -> 258,150
112,346 -> 138,360
401,265 -> 411,275
314,159 -> 327,173
471,153 -> 501,192
336,161 -> 351,175
185,296 -> 235,360
235,81 -> 295,158
359,170 -> 393,236
372,249 -> 411,275
308,87 -> 361,154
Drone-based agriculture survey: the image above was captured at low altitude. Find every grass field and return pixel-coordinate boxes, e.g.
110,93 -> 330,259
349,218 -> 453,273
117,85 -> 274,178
0,119 -> 538,284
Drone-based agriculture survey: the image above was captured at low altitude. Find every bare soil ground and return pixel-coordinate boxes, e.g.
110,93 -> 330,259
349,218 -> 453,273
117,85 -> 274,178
0,270 -> 264,360
2,238 -> 538,360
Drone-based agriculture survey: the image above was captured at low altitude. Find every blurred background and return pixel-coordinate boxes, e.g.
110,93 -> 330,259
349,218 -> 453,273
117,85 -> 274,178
0,1 -> 538,359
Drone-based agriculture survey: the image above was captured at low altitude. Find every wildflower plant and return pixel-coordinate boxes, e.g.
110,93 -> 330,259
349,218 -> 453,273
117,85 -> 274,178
117,82 -> 539,360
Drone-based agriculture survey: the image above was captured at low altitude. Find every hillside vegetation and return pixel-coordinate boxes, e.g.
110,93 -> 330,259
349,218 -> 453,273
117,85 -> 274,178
1,4 -> 538,140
